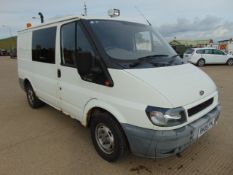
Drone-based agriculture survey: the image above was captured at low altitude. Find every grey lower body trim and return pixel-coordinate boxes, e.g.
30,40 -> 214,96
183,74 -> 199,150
18,78 -> 25,90
122,105 -> 221,159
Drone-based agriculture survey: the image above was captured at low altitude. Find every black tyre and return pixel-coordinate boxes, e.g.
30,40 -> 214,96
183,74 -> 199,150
227,58 -> 233,66
197,59 -> 205,67
25,83 -> 44,108
90,113 -> 128,162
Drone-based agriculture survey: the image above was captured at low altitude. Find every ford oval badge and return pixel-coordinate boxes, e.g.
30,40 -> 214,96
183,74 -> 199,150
199,90 -> 204,96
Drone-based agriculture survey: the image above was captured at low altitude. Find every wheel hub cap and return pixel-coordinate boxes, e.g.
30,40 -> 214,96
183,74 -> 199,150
28,89 -> 34,104
95,123 -> 114,154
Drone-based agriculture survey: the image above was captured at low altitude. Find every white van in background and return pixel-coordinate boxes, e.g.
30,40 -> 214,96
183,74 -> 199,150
17,16 -> 221,162
183,48 -> 233,66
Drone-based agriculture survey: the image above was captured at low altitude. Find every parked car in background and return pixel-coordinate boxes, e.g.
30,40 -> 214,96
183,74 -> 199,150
10,48 -> 17,58
183,48 -> 233,66
0,49 -> 8,56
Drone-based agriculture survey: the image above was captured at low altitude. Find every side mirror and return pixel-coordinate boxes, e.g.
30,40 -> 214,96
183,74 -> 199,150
76,51 -> 93,75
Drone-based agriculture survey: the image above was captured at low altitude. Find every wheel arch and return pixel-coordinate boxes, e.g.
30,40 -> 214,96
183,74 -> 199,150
20,78 -> 36,93
23,78 -> 30,89
197,58 -> 205,66
198,58 -> 205,62
227,58 -> 233,64
82,99 -> 127,127
84,99 -> 131,154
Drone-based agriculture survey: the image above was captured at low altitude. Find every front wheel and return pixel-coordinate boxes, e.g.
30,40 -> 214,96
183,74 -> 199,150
197,59 -> 205,67
90,113 -> 128,162
227,58 -> 233,66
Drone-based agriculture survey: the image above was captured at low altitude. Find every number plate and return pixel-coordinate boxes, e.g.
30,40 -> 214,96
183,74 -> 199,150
198,119 -> 215,138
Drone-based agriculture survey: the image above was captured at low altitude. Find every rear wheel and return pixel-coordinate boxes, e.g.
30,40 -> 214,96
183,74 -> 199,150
90,113 -> 128,162
197,59 -> 205,67
25,83 -> 44,108
227,58 -> 233,66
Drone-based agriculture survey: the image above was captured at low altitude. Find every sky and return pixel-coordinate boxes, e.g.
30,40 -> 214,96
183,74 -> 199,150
0,0 -> 232,42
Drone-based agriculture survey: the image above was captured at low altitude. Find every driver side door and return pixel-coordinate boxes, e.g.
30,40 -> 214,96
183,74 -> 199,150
58,21 -> 108,120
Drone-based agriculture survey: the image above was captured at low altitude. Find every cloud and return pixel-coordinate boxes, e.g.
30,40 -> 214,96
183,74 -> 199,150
158,16 -> 233,41
0,0 -> 233,41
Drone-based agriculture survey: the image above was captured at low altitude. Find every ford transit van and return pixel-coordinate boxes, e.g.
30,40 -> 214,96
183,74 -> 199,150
17,16 -> 221,162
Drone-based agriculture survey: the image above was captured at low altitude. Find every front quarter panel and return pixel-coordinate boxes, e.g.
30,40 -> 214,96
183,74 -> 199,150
81,69 -> 173,129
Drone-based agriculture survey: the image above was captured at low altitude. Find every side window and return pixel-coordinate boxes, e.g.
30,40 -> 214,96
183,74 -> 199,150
196,50 -> 204,54
204,49 -> 212,54
32,27 -> 56,63
76,23 -> 109,85
60,22 -> 110,86
213,49 -> 225,55
213,50 -> 218,55
135,31 -> 152,51
61,22 -> 76,66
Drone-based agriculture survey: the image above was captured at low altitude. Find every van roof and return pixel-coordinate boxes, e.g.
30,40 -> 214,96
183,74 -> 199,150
18,16 -> 81,32
18,15 -> 144,33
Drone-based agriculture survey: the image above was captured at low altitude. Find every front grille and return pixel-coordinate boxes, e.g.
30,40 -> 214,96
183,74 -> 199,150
188,98 -> 214,117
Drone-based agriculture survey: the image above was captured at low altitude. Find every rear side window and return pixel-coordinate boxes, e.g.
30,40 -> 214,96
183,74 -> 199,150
184,48 -> 194,54
204,49 -> 212,54
196,50 -> 205,54
32,27 -> 57,64
213,49 -> 225,55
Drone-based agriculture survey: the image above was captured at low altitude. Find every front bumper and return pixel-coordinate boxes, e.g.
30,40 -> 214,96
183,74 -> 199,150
122,105 -> 221,159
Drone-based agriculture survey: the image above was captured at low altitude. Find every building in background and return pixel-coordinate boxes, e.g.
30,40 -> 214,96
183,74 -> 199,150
170,39 -> 214,48
218,38 -> 233,54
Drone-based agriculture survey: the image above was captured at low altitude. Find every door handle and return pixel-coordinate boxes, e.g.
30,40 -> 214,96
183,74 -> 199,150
57,69 -> 61,78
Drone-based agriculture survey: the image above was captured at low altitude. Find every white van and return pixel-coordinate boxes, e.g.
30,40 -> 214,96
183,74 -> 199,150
17,16 -> 221,162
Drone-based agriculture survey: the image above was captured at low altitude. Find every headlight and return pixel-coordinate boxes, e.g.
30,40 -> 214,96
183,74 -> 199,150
145,106 -> 187,127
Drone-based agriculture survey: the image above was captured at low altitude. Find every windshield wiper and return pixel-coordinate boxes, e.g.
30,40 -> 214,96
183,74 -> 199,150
129,54 -> 169,68
138,54 -> 169,61
171,54 -> 179,58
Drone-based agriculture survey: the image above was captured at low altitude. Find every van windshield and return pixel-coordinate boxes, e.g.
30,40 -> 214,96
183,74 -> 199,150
88,20 -> 177,63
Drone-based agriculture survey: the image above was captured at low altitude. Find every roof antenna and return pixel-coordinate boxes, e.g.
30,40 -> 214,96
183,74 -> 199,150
134,6 -> 151,26
38,12 -> 44,23
81,1 -> 87,16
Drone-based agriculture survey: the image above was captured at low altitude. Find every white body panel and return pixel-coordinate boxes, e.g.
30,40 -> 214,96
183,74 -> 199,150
125,64 -> 216,107
17,17 -> 219,132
